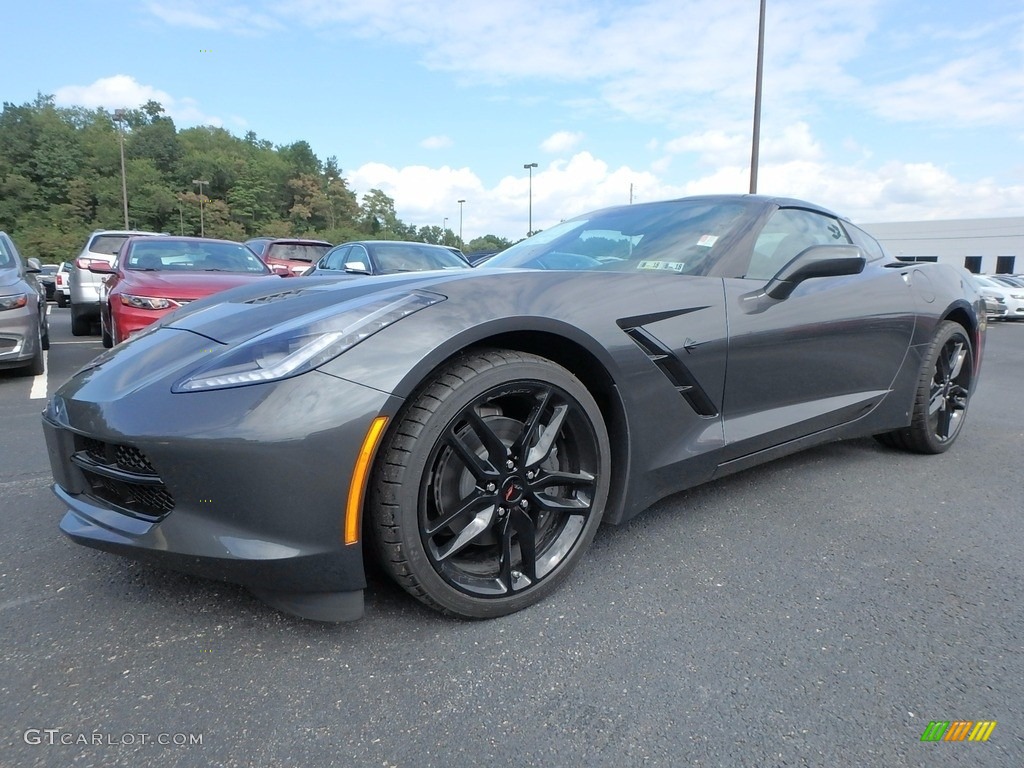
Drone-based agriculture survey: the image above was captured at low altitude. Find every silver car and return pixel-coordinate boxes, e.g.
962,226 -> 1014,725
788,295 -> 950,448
69,229 -> 165,336
0,232 -> 49,375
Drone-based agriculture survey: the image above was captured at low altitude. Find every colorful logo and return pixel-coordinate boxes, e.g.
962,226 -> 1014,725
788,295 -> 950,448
920,720 -> 996,742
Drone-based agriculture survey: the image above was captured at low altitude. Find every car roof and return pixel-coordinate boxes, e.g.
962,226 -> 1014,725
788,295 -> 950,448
250,238 -> 332,246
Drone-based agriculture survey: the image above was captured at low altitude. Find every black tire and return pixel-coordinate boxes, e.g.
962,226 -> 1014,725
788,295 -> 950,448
369,349 -> 611,619
24,325 -> 44,376
56,293 -> 67,308
875,320 -> 974,454
101,321 -> 113,349
70,304 -> 91,336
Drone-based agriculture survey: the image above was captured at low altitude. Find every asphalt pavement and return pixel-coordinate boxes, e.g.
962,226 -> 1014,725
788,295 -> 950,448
2,306 -> 1021,768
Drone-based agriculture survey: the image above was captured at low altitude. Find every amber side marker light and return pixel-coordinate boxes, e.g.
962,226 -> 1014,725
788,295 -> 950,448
344,416 -> 389,545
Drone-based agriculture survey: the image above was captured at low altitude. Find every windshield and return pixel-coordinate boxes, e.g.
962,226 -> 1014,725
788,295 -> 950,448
126,241 -> 270,273
487,200 -> 750,275
265,243 -> 332,263
371,243 -> 470,273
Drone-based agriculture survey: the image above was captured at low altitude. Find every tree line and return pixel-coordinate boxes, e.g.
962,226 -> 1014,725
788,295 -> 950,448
0,95 -> 511,262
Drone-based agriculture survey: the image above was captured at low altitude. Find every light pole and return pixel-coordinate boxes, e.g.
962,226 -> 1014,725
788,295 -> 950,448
113,110 -> 130,229
523,163 -> 538,236
442,217 -> 448,245
749,0 -> 766,194
457,199 -> 466,246
192,179 -> 208,237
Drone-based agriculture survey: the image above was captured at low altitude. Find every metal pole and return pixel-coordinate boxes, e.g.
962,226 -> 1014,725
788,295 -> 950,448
114,110 -> 129,229
524,163 -> 537,236
749,0 -> 766,194
457,199 -> 465,245
192,179 -> 208,237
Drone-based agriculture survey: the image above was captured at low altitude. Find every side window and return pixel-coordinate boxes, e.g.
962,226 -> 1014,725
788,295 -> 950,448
745,208 -> 851,280
843,222 -> 885,262
345,246 -> 370,272
323,246 -> 350,271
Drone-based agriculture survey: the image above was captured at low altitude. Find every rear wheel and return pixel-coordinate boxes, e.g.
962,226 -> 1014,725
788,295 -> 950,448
875,320 -> 974,454
56,292 -> 68,308
70,304 -> 91,336
369,350 -> 610,619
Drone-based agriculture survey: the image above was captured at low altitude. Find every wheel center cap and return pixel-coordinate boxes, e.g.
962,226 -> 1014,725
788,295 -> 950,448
502,477 -> 525,503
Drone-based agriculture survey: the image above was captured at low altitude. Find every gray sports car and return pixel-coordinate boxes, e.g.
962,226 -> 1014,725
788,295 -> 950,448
42,195 -> 985,622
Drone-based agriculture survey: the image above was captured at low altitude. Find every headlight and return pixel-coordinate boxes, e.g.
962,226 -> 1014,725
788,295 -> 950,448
173,290 -> 443,392
0,293 -> 29,311
1010,293 -> 1024,300
121,294 -> 180,310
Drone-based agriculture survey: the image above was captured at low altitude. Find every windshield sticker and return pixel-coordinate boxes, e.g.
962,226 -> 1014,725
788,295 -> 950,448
637,260 -> 686,272
697,234 -> 718,247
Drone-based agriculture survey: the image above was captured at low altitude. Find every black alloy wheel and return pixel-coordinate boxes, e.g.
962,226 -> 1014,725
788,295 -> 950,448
370,350 -> 610,618
876,320 -> 974,454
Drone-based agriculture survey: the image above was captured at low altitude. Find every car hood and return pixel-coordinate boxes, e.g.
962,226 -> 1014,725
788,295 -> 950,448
121,271 -> 277,299
0,268 -> 25,290
162,271 -> 465,345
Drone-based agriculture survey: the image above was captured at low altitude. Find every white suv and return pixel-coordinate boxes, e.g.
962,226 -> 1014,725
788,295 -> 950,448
69,230 -> 165,336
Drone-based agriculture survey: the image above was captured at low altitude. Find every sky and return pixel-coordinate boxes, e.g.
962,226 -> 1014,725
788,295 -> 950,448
4,0 -> 1024,241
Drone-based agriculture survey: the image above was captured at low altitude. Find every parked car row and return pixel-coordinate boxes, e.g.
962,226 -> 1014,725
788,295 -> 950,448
50,230 -> 475,348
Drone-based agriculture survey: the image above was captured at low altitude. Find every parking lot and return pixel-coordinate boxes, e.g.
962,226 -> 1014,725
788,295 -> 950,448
2,307 -> 1022,767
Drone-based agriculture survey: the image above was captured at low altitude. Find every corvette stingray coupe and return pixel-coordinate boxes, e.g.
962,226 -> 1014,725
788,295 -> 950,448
42,195 -> 985,622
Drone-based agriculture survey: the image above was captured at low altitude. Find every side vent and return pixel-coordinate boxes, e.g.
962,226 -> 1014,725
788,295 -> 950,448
621,326 -> 719,417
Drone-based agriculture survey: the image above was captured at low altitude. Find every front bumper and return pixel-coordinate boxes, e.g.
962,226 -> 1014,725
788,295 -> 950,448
110,302 -> 173,343
0,303 -> 40,368
42,327 -> 395,617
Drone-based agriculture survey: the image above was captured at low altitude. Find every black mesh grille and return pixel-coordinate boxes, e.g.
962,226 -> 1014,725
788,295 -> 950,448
73,436 -> 174,519
92,475 -> 176,517
114,444 -> 157,475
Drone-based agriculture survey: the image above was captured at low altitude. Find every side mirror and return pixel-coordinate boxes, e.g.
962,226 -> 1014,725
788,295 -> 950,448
85,260 -> 117,275
26,257 -> 43,273
764,244 -> 865,300
344,261 -> 370,275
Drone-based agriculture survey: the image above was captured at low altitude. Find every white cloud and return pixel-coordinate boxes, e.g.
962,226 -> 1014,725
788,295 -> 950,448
420,135 -> 453,150
347,140 -> 1024,241
146,0 -> 282,34
53,75 -> 223,127
541,131 -> 585,153
55,75 -> 173,111
867,54 -> 1024,127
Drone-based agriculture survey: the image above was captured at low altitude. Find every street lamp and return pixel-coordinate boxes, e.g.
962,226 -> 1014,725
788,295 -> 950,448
442,217 -> 448,244
192,179 -> 209,237
457,199 -> 466,245
523,162 -> 538,236
113,110 -> 130,229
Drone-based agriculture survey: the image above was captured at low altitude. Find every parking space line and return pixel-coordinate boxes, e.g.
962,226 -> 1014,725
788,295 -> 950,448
29,351 -> 48,400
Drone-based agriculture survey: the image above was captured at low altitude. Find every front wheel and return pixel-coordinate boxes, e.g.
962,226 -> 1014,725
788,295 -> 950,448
369,350 -> 611,619
876,320 -> 974,454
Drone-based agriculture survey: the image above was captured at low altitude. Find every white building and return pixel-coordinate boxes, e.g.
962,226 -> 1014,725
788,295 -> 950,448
862,218 -> 1024,276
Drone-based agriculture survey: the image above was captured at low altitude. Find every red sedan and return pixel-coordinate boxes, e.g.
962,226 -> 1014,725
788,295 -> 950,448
92,237 -> 283,348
